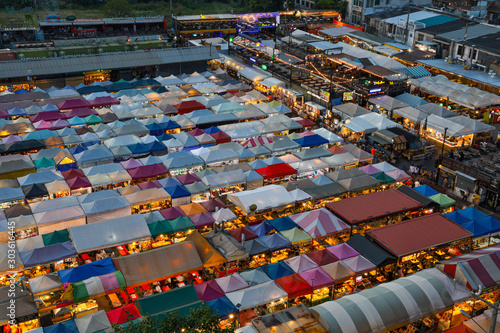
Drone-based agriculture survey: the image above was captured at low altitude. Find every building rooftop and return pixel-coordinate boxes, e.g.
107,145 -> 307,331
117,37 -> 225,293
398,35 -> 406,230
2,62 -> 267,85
365,7 -> 420,20
436,23 -> 500,42
463,31 -> 500,56
416,19 -> 473,37
0,46 -> 217,80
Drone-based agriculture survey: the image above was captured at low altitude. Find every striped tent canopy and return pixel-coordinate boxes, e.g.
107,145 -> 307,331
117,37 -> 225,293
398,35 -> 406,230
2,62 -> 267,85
290,208 -> 351,238
71,271 -> 126,303
311,268 -> 471,333
436,245 -> 500,291
402,66 -> 431,79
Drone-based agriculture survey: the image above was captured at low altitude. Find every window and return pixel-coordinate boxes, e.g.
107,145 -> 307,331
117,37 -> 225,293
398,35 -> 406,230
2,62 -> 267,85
457,45 -> 463,57
375,0 -> 380,5
472,49 -> 478,59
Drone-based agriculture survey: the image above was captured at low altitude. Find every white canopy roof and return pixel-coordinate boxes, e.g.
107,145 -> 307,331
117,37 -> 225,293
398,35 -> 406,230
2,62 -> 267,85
225,281 -> 287,310
228,185 -> 295,215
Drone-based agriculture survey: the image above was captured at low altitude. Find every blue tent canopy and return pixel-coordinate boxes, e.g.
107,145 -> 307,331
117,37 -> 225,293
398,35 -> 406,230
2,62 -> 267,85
260,233 -> 291,252
204,126 -> 221,134
152,86 -> 168,93
15,89 -> 29,94
165,184 -> 191,199
146,122 -> 165,133
106,81 -> 133,92
146,141 -> 167,153
77,85 -> 107,94
293,134 -> 328,148
268,216 -> 297,231
261,261 -> 294,279
413,185 -> 439,197
457,207 -> 488,221
44,319 -> 78,333
20,241 -> 77,268
69,145 -> 86,155
443,211 -> 470,225
461,221 -> 491,237
128,143 -> 150,155
58,257 -> 116,283
162,119 -> 181,130
159,177 -> 182,188
476,216 -> 500,234
155,133 -> 173,141
248,220 -> 276,237
206,296 -> 238,317
8,107 -> 26,116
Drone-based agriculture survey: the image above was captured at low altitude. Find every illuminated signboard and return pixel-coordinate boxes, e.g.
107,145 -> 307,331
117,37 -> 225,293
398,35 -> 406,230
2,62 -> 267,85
369,88 -> 382,93
249,57 -> 257,63
343,92 -> 353,101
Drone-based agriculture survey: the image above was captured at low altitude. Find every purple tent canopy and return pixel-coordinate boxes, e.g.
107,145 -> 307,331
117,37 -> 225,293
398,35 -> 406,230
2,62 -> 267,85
284,255 -> 318,273
120,158 -> 143,170
188,212 -> 215,229
50,119 -> 70,129
326,243 -> 359,260
0,110 -> 8,118
341,255 -> 376,274
159,206 -> 186,220
137,180 -> 162,190
385,169 -> 411,182
290,208 -> 350,238
33,120 -> 52,130
358,164 -> 381,175
176,173 -> 201,185
194,280 -> 225,302
2,135 -> 22,144
298,267 -> 334,289
215,273 -> 249,293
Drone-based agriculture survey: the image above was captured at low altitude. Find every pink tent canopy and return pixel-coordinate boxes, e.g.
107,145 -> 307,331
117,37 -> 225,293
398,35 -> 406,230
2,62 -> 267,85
50,119 -> 70,129
384,169 -> 411,182
66,176 -> 92,190
290,208 -> 350,238
33,120 -> 52,130
299,130 -> 316,137
137,180 -> 162,190
159,206 -> 186,220
2,135 -> 22,144
87,96 -> 120,108
284,255 -> 318,273
298,267 -> 334,289
120,158 -> 143,170
326,243 -> 359,260
242,137 -> 273,148
57,99 -> 90,111
321,261 -> 355,284
188,128 -> 205,137
62,107 -> 98,118
127,164 -> 168,180
194,280 -> 225,302
176,173 -> 201,185
359,164 -> 381,175
30,111 -> 64,122
215,273 -> 249,293
342,255 -> 376,274
188,212 -> 215,229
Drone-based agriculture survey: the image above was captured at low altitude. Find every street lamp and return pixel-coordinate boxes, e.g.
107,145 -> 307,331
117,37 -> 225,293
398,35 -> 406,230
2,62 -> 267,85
435,127 -> 448,185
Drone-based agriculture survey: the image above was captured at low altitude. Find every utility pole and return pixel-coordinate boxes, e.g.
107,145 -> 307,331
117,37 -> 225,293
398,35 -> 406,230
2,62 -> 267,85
403,6 -> 411,45
435,127 -> 448,185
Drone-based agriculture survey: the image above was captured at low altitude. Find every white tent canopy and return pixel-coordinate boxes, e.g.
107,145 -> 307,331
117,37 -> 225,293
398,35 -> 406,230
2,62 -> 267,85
68,215 -> 150,253
228,185 -> 295,215
225,281 -> 288,311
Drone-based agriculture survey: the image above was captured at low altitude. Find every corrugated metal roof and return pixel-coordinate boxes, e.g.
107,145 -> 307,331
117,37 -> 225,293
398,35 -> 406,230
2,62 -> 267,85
436,24 -> 500,41
416,15 -> 457,27
0,46 -> 217,79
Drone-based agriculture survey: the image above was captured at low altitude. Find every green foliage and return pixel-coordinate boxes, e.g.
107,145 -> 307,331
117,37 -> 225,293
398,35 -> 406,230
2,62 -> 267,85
315,0 -> 347,15
249,0 -> 284,12
114,304 -> 233,333
103,0 -> 132,17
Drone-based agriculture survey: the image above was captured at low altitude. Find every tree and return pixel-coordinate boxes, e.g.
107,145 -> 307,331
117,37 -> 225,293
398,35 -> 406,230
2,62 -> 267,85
114,304 -> 234,333
103,0 -> 132,17
250,0 -> 285,12
315,0 -> 347,15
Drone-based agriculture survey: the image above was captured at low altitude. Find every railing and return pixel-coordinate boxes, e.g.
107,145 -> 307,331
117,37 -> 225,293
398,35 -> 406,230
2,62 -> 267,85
441,156 -> 494,185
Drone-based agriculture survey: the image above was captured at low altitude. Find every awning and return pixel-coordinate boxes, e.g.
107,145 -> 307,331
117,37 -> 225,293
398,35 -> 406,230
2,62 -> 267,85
228,185 -> 295,215
202,169 -> 246,190
113,241 -> 203,287
311,269 -> 471,333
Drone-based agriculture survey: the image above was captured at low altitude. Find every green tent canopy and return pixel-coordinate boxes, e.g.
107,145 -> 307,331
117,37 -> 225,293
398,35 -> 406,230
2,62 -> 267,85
279,227 -> 313,245
72,271 -> 126,303
42,229 -> 71,246
135,285 -> 200,316
33,157 -> 56,169
371,172 -> 395,185
428,193 -> 456,208
84,114 -> 103,125
148,216 -> 195,237
288,132 -> 302,140
268,100 -> 281,107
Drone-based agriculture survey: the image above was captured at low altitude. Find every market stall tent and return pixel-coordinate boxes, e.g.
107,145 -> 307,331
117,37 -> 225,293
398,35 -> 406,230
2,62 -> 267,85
195,280 -> 225,302
261,261 -> 295,279
75,310 -> 112,333
228,185 -> 295,215
135,284 -> 202,317
310,268 -> 471,333
68,215 -> 151,253
206,296 -> 239,318
58,257 -> 116,284
326,243 -> 360,260
290,208 -> 351,238
225,281 -> 288,311
275,273 -> 312,299
284,255 -> 319,273
20,241 -> 77,268
28,272 -> 62,294
215,273 -> 249,293
106,304 -> 141,325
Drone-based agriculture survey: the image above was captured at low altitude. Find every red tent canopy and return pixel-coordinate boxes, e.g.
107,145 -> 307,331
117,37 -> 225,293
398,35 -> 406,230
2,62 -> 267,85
255,163 -> 297,180
297,118 -> 316,128
62,168 -> 85,179
57,99 -> 90,111
127,164 -> 168,180
159,206 -> 186,220
275,273 -> 312,299
445,324 -> 476,333
176,173 -> 201,185
66,176 -> 92,190
87,96 -> 120,108
106,304 -> 141,325
305,250 -> 339,266
327,146 -> 346,154
173,100 -> 205,115
62,107 -> 98,119
211,131 -> 231,144
188,128 -> 205,136
30,111 -> 64,122
229,227 -> 258,242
